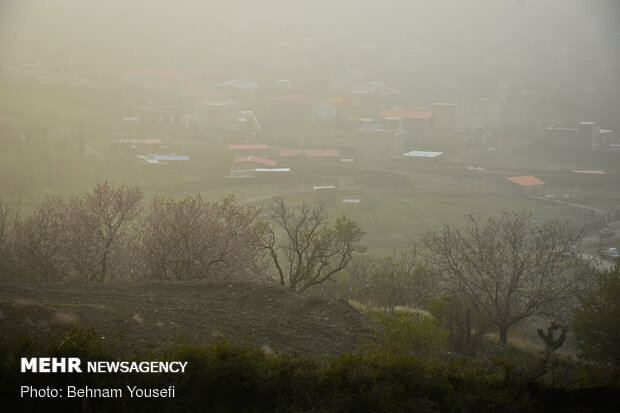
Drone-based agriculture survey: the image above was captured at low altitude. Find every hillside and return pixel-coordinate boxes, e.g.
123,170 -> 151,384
0,281 -> 378,357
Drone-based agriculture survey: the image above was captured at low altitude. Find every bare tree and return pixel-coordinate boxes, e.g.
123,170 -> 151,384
262,199 -> 365,293
423,211 -> 593,346
13,196 -> 69,281
64,182 -> 143,282
345,248 -> 435,311
139,195 -> 265,281
0,200 -> 17,280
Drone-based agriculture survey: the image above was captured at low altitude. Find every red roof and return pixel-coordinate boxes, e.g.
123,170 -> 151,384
280,149 -> 340,158
183,89 -> 233,99
572,170 -> 606,175
323,96 -> 362,109
506,176 -> 545,186
233,155 -> 276,167
125,69 -> 200,79
380,109 -> 432,120
229,144 -> 268,151
275,95 -> 315,104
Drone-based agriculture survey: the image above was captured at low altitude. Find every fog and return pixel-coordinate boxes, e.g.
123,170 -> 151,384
0,0 -> 617,248
1,1 -> 615,67
2,2 -> 620,409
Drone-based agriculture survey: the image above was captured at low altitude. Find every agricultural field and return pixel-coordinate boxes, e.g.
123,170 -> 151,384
255,191 -> 580,256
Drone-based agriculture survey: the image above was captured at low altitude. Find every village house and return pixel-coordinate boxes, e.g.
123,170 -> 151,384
123,69 -> 203,95
314,96 -> 362,121
545,121 -> 613,152
346,81 -> 400,110
379,109 -> 432,151
121,101 -> 186,128
228,144 -> 269,156
230,155 -> 280,177
277,149 -> 341,171
358,119 -> 405,160
232,155 -> 277,169
2,52 -> 89,87
212,78 -> 259,107
185,98 -> 261,140
400,150 -> 444,170
487,175 -> 545,198
270,95 -> 316,123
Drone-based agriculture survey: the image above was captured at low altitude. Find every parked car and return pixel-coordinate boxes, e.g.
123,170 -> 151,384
599,228 -> 615,239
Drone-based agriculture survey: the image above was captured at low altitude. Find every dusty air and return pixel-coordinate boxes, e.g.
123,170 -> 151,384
1,1 -> 619,411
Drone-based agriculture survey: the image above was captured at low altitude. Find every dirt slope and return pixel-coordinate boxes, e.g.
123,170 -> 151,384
0,282 -> 378,357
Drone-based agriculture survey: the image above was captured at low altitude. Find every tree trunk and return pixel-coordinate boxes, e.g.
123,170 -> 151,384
465,308 -> 471,346
499,325 -> 508,346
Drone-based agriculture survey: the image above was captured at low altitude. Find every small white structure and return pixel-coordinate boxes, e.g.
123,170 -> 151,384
401,150 -> 444,169
402,151 -> 443,158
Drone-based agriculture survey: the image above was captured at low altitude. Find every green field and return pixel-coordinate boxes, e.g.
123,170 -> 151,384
254,191 -> 580,256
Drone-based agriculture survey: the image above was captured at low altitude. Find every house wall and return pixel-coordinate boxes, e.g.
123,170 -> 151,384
313,102 -> 337,120
270,101 -> 314,123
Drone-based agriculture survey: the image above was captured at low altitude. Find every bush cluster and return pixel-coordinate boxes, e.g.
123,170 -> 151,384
2,326 -> 618,412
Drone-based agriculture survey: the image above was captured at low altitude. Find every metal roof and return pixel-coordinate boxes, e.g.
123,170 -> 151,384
147,153 -> 189,161
322,96 -> 362,109
254,168 -> 290,172
402,151 -> 443,158
233,155 -> 276,167
506,175 -> 545,186
572,170 -> 606,175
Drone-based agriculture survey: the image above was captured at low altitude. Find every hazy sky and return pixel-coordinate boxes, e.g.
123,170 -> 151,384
1,0 -> 615,63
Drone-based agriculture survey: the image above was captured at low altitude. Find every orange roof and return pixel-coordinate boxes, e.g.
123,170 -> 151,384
380,109 -> 432,120
233,155 -> 276,167
323,96 -> 361,109
275,95 -> 315,104
229,144 -> 268,150
506,176 -> 545,186
280,149 -> 340,158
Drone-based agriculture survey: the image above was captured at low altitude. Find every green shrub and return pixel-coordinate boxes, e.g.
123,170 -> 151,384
368,311 -> 449,357
572,263 -> 620,368
1,327 -> 617,412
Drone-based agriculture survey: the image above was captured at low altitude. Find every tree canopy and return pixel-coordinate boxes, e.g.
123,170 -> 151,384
423,211 -> 594,346
262,199 -> 365,292
572,262 -> 620,366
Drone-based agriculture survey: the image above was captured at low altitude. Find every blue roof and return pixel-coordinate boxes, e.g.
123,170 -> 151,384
147,153 -> 190,161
